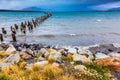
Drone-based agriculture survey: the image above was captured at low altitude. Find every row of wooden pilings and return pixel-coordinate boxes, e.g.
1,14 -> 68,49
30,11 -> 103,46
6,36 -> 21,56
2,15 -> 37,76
0,12 -> 52,42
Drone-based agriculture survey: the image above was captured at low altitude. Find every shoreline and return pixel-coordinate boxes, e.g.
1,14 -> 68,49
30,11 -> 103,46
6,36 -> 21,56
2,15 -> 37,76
0,42 -> 120,79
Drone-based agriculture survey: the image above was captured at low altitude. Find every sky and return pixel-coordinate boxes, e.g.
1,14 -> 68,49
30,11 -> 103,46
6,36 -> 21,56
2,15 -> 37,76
0,0 -> 120,11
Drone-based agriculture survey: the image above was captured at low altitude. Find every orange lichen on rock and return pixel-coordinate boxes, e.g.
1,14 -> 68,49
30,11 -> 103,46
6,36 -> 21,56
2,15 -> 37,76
95,57 -> 120,72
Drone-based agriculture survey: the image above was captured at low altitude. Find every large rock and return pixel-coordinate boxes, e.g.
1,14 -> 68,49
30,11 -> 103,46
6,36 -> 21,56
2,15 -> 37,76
0,62 -> 11,68
39,48 -> 49,58
37,56 -> 45,62
49,52 -> 62,63
108,52 -> 120,58
25,48 -> 34,56
95,52 -> 110,59
65,47 -> 77,54
3,52 -> 20,64
89,44 -> 117,54
35,61 -> 48,67
6,44 -> 16,55
74,65 -> 87,71
20,51 -> 32,60
52,62 -> 59,67
47,48 -> 57,53
72,54 -> 89,64
0,43 -> 9,50
113,43 -> 120,48
0,46 -> 4,51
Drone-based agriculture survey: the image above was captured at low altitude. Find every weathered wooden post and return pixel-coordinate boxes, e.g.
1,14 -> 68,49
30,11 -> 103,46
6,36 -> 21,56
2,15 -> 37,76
0,34 -> 3,42
12,33 -> 17,42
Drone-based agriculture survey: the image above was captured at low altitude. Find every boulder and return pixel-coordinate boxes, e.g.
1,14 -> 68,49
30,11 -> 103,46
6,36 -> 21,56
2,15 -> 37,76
66,47 -> 77,54
20,51 -> 32,60
52,62 -> 59,67
35,61 -> 48,67
113,43 -> 120,48
0,62 -> 11,68
3,52 -> 20,64
0,43 -> 9,50
72,54 -> 89,64
49,52 -> 62,63
89,44 -> 117,54
6,44 -> 16,55
95,52 -> 110,59
108,52 -> 120,58
37,56 -> 45,62
0,46 -> 4,51
39,48 -> 49,57
47,48 -> 57,53
25,48 -> 34,56
74,65 -> 87,71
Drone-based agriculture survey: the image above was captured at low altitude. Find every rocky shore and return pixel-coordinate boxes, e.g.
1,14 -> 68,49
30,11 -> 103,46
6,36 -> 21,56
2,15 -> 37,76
0,42 -> 120,80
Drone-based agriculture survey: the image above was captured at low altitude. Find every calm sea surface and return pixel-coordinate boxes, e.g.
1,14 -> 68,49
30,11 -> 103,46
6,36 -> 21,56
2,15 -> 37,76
0,11 -> 120,46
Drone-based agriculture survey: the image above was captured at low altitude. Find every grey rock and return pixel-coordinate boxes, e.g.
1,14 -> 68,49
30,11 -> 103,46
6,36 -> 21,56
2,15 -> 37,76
20,51 -> 32,60
0,46 -> 4,51
3,52 -> 20,64
74,65 -> 87,71
72,54 -> 89,64
0,62 -> 11,68
108,52 -> 120,58
35,61 -> 48,67
26,48 -> 34,56
37,56 -> 45,62
89,44 -> 117,54
95,52 -> 109,59
6,44 -> 16,55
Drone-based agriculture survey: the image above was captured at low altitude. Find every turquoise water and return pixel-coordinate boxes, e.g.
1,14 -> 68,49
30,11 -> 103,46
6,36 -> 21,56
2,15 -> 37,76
0,12 -> 120,46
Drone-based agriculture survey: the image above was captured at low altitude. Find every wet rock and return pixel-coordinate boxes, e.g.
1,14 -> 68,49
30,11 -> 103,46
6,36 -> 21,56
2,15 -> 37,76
6,44 -> 16,55
20,51 -> 32,60
95,52 -> 110,59
72,54 -> 89,64
3,52 -> 20,64
89,44 -> 117,54
74,65 -> 87,71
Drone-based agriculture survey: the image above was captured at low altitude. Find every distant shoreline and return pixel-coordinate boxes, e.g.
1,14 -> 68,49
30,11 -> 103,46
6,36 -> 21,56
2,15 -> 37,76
0,9 -> 120,12
0,10 -> 41,12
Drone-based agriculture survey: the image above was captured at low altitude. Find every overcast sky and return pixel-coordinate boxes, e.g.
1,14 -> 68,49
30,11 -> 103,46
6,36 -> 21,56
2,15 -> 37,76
0,0 -> 120,11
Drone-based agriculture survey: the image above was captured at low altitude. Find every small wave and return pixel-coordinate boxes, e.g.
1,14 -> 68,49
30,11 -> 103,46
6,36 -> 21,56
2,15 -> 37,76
96,19 -> 102,22
40,34 -> 55,38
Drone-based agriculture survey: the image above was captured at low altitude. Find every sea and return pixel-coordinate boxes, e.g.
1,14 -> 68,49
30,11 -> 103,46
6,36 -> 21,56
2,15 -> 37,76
0,11 -> 120,46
